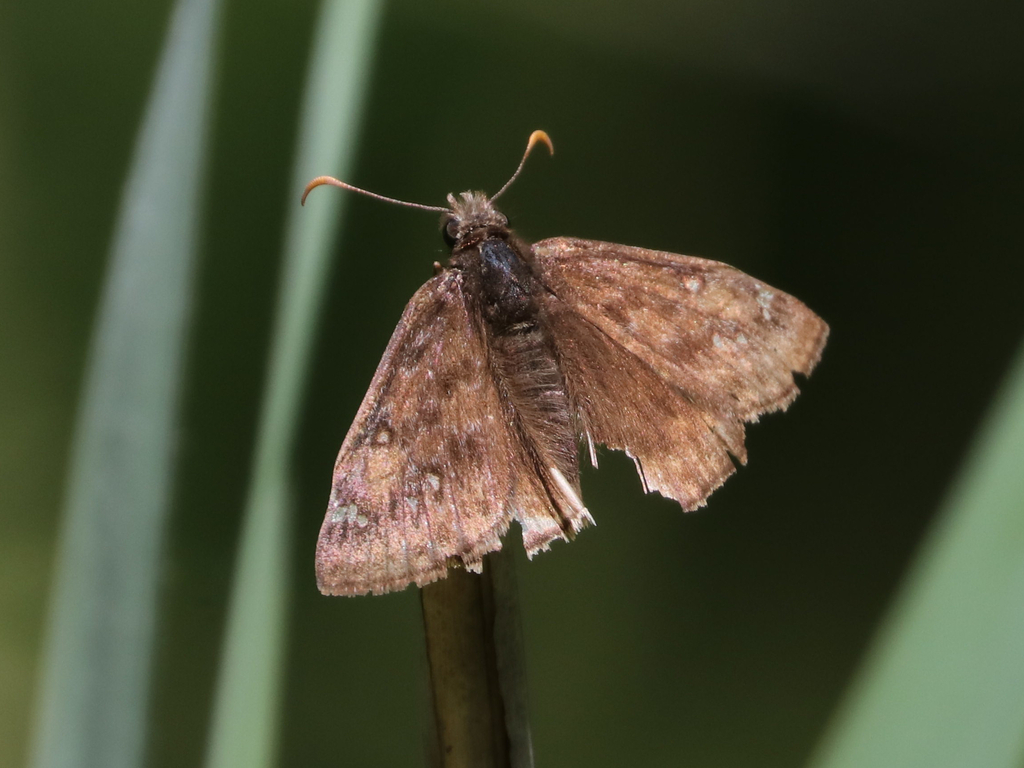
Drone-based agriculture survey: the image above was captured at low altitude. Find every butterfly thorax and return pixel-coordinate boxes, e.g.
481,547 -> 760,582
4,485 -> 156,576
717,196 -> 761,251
446,191 -> 539,331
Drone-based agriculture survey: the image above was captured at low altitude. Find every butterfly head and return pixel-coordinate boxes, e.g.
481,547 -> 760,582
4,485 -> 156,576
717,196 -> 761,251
441,191 -> 509,250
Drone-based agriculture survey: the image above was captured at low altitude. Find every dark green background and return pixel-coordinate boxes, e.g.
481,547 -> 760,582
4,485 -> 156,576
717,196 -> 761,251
3,1 -> 1023,766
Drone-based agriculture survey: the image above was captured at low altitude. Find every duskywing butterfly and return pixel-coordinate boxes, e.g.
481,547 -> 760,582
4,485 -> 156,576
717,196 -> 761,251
304,131 -> 828,596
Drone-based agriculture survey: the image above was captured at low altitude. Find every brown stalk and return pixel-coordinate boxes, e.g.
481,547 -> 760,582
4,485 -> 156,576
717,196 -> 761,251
420,547 -> 533,768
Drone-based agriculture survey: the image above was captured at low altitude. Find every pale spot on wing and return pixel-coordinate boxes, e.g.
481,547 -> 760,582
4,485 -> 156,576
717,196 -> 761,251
407,497 -> 419,512
713,333 -> 725,349
355,513 -> 368,527
425,473 -> 441,492
684,276 -> 702,292
412,327 -> 431,349
330,503 -> 358,524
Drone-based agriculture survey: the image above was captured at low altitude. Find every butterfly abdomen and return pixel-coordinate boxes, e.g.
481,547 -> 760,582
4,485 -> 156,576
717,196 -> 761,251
468,236 -> 582,517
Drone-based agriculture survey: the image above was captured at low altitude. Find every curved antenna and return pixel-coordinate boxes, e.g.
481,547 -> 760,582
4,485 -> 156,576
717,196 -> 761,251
301,130 -> 554,209
300,176 -> 450,212
490,129 -> 554,202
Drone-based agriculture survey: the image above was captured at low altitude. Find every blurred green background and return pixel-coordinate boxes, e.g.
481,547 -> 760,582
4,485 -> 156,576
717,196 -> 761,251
3,0 -> 1024,767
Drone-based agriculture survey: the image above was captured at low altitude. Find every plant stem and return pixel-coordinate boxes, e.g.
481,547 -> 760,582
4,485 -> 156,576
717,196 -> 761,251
420,548 -> 534,768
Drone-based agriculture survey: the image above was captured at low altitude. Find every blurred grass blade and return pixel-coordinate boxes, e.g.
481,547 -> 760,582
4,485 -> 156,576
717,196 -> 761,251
28,1 -> 222,767
202,3 -> 383,768
808,340 -> 1024,768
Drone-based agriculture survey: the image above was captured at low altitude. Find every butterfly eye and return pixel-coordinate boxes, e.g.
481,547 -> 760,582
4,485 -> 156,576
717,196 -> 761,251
442,218 -> 459,248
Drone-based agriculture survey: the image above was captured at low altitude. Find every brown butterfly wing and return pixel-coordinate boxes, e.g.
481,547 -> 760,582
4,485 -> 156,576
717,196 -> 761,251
533,237 -> 828,509
316,270 -> 554,596
541,295 -> 739,509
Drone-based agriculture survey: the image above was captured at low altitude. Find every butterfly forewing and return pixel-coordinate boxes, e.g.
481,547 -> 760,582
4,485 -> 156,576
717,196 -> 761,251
532,238 -> 829,423
317,271 -> 524,596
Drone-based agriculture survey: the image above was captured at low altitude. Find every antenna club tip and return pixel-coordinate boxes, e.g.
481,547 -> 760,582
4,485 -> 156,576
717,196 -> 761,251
301,176 -> 334,206
528,130 -> 554,156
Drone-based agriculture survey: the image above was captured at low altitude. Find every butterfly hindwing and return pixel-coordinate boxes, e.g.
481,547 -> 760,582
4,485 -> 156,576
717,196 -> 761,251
543,293 -> 738,509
